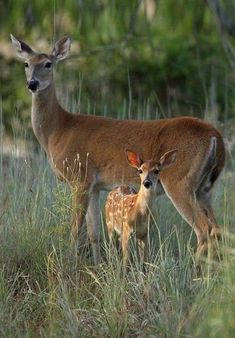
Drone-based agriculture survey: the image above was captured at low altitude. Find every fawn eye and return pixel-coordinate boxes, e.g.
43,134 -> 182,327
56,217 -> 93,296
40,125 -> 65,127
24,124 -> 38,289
24,62 -> 29,68
138,169 -> 143,174
154,169 -> 159,175
45,62 -> 52,68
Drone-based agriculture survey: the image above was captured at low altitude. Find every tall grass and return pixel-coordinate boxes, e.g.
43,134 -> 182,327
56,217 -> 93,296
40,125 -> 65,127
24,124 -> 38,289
0,100 -> 235,337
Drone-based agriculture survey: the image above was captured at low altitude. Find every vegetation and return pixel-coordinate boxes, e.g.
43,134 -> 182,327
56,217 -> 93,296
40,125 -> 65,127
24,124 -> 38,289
0,114 -> 235,337
1,0 -> 235,133
1,0 -> 235,337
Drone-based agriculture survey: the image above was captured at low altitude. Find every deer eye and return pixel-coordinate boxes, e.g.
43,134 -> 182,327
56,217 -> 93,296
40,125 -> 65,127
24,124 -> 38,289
45,62 -> 52,68
24,62 -> 29,68
138,169 -> 143,174
154,169 -> 159,175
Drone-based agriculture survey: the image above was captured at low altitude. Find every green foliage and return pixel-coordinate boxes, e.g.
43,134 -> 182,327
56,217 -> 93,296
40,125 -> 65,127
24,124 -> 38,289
1,0 -> 235,134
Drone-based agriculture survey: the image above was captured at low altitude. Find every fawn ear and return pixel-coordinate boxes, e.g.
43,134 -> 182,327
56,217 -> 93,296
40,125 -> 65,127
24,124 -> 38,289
10,34 -> 34,60
51,36 -> 71,61
159,149 -> 177,170
126,150 -> 143,168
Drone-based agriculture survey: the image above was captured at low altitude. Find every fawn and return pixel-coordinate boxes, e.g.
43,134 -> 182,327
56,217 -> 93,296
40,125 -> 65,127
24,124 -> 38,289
105,149 -> 177,266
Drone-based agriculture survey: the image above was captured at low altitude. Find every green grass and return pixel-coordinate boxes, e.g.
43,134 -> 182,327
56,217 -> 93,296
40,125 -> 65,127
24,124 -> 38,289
1,1 -> 235,335
0,117 -> 235,337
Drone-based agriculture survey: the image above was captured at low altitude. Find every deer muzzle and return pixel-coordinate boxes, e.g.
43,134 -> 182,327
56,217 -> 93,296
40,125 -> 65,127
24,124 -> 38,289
143,179 -> 152,189
27,79 -> 39,92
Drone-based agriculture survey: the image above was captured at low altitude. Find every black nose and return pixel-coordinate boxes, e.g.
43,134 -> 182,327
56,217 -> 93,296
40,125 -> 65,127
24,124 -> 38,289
27,79 -> 39,92
143,180 -> 152,189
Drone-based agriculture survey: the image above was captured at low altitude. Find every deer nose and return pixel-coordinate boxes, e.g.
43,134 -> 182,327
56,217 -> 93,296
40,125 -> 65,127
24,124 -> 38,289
27,79 -> 39,92
143,180 -> 152,189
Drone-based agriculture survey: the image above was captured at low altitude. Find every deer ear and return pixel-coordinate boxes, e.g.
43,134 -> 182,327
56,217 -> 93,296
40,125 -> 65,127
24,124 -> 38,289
125,150 -> 143,168
10,34 -> 34,60
159,149 -> 177,170
51,36 -> 71,61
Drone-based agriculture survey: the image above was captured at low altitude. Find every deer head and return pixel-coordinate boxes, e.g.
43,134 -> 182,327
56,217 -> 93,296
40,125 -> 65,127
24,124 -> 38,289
10,35 -> 71,93
126,149 -> 177,190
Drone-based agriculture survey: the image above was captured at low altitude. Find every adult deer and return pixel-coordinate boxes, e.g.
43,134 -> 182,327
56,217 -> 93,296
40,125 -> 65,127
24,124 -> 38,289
11,35 -> 225,264
105,149 -> 177,266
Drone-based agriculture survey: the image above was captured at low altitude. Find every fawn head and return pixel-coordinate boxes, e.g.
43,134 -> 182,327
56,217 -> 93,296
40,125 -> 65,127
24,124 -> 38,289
10,35 -> 71,93
126,149 -> 177,190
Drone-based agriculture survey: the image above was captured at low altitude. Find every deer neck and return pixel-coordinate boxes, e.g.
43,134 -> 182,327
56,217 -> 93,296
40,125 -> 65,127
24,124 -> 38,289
31,84 -> 64,151
136,185 -> 154,215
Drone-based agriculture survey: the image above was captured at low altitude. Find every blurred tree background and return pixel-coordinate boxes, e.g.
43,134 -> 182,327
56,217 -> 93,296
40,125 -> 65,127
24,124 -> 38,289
0,0 -> 235,136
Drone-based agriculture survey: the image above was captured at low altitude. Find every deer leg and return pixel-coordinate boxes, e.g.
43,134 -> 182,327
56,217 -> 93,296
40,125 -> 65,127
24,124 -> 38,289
136,236 -> 149,274
106,214 -> 114,243
86,188 -> 101,264
71,185 -> 89,242
121,225 -> 132,268
143,235 -> 149,263
197,190 -> 221,235
196,190 -> 221,258
137,236 -> 149,263
162,180 -> 221,259
107,221 -> 117,258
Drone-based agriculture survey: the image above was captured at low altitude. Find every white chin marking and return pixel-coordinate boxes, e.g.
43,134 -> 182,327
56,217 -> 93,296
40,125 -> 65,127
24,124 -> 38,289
29,88 -> 37,94
39,82 -> 50,91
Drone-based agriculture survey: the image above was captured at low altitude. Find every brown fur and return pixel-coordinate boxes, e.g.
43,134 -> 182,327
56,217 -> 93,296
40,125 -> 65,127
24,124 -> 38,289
11,35 -> 226,263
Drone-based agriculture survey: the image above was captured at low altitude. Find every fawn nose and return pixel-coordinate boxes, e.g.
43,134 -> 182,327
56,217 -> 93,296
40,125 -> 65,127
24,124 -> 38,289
143,179 -> 152,189
27,79 -> 39,92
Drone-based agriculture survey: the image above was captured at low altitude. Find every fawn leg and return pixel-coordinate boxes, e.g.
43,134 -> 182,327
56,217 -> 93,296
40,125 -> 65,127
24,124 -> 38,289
143,235 -> 149,263
137,236 -> 149,263
121,225 -> 132,268
136,236 -> 149,274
